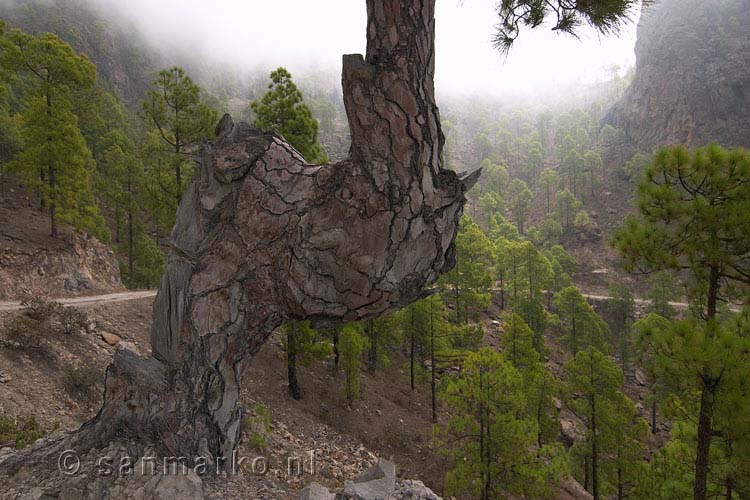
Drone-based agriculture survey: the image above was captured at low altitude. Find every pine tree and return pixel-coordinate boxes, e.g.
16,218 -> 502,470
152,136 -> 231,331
525,140 -> 544,183
439,217 -> 494,324
481,159 -> 509,199
502,313 -> 539,373
0,81 -> 19,198
604,393 -> 650,500
564,346 -> 625,500
561,149 -> 584,198
441,348 -> 554,500
583,150 -> 603,199
614,145 -> 750,500
250,67 -> 327,164
539,168 -> 558,214
538,218 -> 563,249
645,270 -> 679,320
339,323 -> 364,408
556,189 -> 581,230
141,67 -> 217,226
508,178 -> 532,234
401,298 -> 436,391
606,283 -> 635,372
1,28 -> 105,238
282,320 -> 331,400
631,313 -> 672,434
554,286 -> 609,355
512,240 -> 553,305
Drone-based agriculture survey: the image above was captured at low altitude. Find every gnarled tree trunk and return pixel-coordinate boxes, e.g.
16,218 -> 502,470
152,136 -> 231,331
1,0 -> 478,476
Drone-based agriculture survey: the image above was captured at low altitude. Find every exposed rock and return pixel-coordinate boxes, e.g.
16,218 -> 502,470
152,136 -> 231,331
63,272 -> 92,293
606,0 -> 750,152
555,477 -> 594,500
0,438 -> 208,500
153,469 -> 204,500
300,483 -> 335,500
388,480 -> 442,500
0,231 -> 122,300
634,368 -> 647,387
342,458 -> 396,500
560,418 -> 581,448
299,461 -> 442,500
100,332 -> 122,346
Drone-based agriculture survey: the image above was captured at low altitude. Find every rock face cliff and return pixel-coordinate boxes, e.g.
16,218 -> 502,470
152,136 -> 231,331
606,0 -> 750,151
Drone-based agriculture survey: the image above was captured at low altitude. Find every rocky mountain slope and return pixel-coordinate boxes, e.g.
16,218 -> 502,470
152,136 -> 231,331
0,185 -> 122,301
0,0 -> 253,109
0,0 -> 158,107
605,0 -> 750,151
0,291 -> 595,500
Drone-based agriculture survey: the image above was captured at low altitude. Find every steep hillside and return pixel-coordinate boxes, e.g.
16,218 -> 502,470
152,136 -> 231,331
0,181 -> 122,300
0,0 -> 158,107
606,0 -> 750,151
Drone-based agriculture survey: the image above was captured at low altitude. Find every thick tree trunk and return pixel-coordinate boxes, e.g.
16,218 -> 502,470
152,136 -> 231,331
591,400 -> 599,500
693,380 -> 716,500
584,456 -> 590,492
0,0 -> 477,477
694,265 -> 720,500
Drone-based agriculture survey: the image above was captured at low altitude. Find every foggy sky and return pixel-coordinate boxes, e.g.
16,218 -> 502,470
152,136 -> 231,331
90,0 -> 639,97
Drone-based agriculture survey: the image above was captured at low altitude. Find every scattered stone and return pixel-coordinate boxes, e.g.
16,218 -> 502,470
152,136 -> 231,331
555,476 -> 594,500
300,460 -> 442,500
342,458 -> 396,500
299,482 -> 334,500
153,469 -> 204,500
389,479 -> 442,500
560,419 -> 581,447
63,272 -> 93,293
634,369 -> 647,387
100,332 -> 122,346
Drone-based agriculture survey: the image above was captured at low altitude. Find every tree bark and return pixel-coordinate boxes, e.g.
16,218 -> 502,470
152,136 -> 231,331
693,265 -> 720,500
693,379 -> 716,500
591,395 -> 599,500
0,0 -> 478,475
